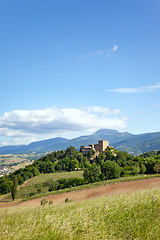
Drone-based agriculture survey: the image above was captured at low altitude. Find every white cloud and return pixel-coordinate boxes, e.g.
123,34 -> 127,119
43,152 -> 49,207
146,84 -> 160,91
0,106 -> 127,146
106,44 -> 118,57
111,44 -> 118,52
77,50 -> 104,60
108,88 -> 142,93
77,44 -> 118,60
87,106 -> 121,114
107,84 -> 160,93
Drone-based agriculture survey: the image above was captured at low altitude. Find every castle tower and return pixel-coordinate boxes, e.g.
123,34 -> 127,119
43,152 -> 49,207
94,140 -> 109,153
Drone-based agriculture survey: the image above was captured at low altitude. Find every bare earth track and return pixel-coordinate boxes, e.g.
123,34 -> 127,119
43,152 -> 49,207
1,177 -> 160,208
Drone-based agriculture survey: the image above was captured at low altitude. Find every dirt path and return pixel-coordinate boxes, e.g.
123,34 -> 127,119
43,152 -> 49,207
1,177 -> 160,208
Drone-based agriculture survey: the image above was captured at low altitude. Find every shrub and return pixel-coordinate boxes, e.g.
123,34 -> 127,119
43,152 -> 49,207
49,200 -> 53,205
65,197 -> 71,203
43,180 -> 59,191
36,184 -> 43,193
57,177 -> 85,189
41,198 -> 48,206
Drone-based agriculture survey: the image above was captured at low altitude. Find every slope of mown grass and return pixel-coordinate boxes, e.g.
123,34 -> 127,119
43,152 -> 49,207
1,188 -> 160,240
16,171 -> 83,198
25,171 -> 84,186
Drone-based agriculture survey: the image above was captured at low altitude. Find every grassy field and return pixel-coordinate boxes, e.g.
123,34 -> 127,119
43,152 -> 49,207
24,171 -> 84,186
16,171 -> 83,199
1,188 -> 160,239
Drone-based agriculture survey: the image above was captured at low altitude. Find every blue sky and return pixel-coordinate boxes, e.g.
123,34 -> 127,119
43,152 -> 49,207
0,0 -> 160,146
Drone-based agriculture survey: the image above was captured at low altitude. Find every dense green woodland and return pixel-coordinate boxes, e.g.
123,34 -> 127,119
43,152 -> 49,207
0,146 -> 160,195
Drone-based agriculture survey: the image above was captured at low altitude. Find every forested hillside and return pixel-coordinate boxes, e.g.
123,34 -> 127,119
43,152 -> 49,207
0,145 -> 160,196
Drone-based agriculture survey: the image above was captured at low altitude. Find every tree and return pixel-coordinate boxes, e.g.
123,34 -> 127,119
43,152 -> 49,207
101,160 -> 121,180
96,153 -> 105,166
16,174 -> 24,185
105,150 -> 116,161
0,180 -> 13,194
131,164 -> 140,175
81,157 -> 90,168
154,162 -> 160,174
87,149 -> 95,160
144,157 -> 156,174
140,164 -> 146,174
65,146 -> 76,157
31,167 -> 40,176
68,158 -> 79,171
83,164 -> 101,183
11,176 -> 18,201
116,151 -> 127,167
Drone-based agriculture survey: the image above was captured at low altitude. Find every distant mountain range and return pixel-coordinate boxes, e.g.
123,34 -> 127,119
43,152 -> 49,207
0,129 -> 160,155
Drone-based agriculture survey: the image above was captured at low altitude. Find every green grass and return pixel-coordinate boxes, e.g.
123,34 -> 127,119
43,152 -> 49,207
1,188 -> 160,239
16,171 -> 83,199
25,171 -> 84,186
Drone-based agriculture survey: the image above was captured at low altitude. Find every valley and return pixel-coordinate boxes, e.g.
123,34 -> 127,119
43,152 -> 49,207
0,153 -> 45,175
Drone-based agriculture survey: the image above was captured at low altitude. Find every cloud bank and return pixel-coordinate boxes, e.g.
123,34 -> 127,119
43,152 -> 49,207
0,106 -> 127,146
108,84 -> 160,93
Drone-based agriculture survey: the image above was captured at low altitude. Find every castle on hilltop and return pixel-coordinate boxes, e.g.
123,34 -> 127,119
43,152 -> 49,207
81,140 -> 110,155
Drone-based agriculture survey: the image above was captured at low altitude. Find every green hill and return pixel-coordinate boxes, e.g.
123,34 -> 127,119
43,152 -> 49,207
1,145 -> 160,197
17,171 -> 83,199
